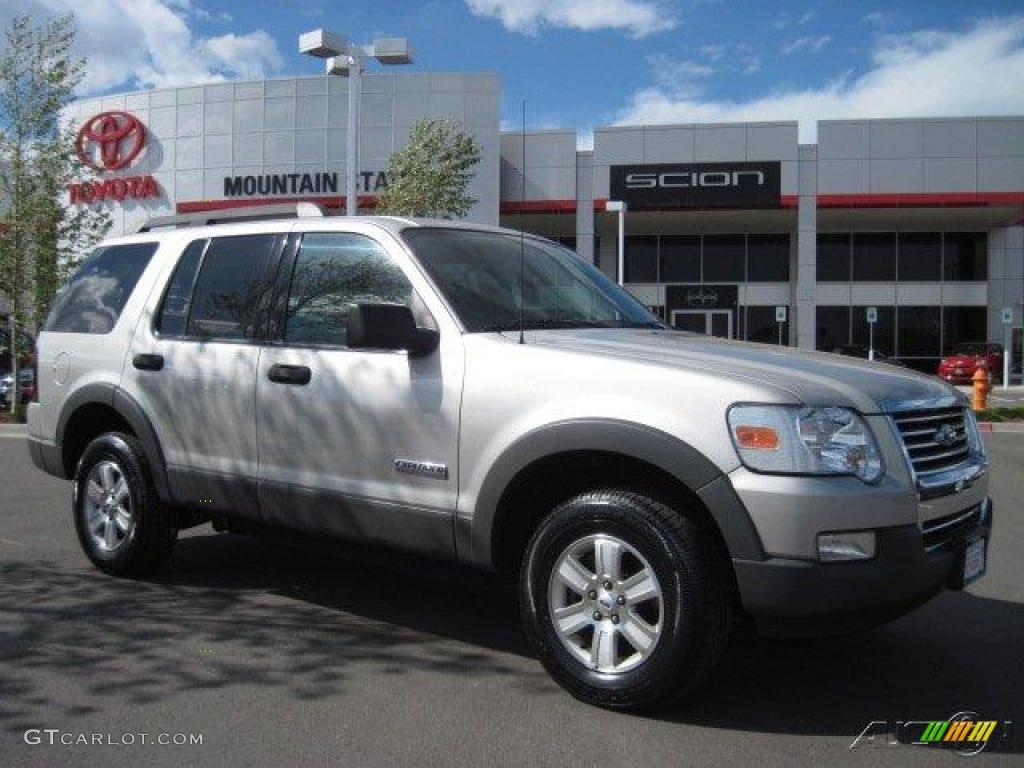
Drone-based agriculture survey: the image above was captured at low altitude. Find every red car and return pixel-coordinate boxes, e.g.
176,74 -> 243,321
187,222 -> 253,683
937,342 -> 1004,384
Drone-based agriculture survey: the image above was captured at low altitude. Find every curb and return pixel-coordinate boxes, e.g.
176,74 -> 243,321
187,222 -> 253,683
978,421 -> 1024,433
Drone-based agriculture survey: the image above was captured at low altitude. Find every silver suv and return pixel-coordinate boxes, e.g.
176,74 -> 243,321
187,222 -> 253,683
27,206 -> 993,710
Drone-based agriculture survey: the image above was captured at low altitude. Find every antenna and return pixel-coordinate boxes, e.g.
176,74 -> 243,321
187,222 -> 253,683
518,100 -> 526,345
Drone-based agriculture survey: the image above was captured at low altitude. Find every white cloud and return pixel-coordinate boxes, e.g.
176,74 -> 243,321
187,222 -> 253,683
781,34 -> 831,55
2,0 -> 284,94
615,17 -> 1024,141
465,0 -> 675,38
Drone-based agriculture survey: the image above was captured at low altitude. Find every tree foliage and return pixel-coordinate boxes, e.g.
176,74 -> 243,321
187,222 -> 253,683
376,118 -> 481,219
0,14 -> 109,411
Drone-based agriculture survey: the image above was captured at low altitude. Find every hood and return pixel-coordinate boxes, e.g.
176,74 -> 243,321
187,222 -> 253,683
521,329 -> 960,414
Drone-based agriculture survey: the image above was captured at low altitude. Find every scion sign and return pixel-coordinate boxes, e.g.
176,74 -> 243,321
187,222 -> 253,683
610,162 -> 781,209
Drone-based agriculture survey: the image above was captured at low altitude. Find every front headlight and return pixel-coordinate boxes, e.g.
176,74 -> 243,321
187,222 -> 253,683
727,404 -> 884,483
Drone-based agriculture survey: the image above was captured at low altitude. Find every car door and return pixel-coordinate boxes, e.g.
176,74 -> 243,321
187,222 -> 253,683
124,228 -> 287,516
256,226 -> 464,557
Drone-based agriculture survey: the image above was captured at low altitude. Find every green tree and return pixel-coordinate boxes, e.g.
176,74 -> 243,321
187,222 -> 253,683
377,118 -> 481,218
0,14 -> 109,414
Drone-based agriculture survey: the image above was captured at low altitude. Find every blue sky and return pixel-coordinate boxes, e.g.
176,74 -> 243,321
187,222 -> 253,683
7,1 -> 1024,141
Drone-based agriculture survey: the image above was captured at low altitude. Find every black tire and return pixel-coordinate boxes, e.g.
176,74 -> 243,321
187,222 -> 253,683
73,432 -> 177,577
520,490 -> 733,711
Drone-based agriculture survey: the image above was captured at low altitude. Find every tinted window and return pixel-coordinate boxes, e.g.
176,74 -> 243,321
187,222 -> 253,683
187,234 -> 281,340
942,307 -> 987,353
943,233 -> 987,281
897,305 -> 941,356
403,228 -> 659,332
852,305 -> 895,356
744,305 -> 789,344
155,240 -> 206,337
898,233 -> 941,281
816,306 -> 851,350
624,236 -> 658,283
747,234 -> 790,282
659,236 -> 700,282
702,235 -> 745,282
286,233 -> 413,346
45,242 -> 157,334
852,233 -> 896,281
817,234 -> 850,281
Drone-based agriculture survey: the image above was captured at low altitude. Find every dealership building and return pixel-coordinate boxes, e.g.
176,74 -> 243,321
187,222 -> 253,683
67,72 -> 1023,373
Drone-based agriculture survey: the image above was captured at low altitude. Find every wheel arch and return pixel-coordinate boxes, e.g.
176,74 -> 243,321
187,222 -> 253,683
57,382 -> 172,503
461,419 -> 765,573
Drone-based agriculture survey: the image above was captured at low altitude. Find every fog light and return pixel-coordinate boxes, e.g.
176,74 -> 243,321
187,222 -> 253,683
818,532 -> 876,562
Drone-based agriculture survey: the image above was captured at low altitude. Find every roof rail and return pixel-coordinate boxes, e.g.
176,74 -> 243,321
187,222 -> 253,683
138,202 -> 328,232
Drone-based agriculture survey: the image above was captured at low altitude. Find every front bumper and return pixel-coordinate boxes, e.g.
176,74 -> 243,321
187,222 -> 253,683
733,497 -> 993,636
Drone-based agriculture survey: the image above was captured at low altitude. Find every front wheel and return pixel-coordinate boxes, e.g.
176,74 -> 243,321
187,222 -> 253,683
520,490 -> 732,711
73,433 -> 177,577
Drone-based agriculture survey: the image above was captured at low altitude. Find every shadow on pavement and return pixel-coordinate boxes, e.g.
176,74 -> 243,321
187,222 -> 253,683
1,529 -> 1021,753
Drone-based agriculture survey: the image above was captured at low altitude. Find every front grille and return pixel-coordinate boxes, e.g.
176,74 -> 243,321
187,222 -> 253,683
922,504 -> 981,549
892,406 -> 971,477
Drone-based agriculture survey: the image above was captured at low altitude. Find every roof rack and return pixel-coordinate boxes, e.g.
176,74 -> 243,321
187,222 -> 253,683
138,202 -> 328,232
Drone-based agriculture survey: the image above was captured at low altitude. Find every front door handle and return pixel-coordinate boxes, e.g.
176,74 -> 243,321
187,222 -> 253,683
132,353 -> 164,371
268,364 -> 312,386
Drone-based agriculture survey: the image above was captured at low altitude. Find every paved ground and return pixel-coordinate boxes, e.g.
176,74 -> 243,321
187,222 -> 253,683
0,431 -> 1021,767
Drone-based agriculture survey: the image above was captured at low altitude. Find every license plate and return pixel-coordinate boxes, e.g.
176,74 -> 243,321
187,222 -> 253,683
963,536 -> 987,585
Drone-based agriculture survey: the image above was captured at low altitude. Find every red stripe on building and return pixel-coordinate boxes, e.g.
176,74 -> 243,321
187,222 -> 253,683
816,192 -> 1024,208
176,195 -> 379,213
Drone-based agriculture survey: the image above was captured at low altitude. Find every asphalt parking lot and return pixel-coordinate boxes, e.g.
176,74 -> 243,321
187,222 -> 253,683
1,430 -> 1021,767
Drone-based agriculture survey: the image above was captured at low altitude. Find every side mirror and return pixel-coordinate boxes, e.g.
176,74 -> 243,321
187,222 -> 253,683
346,303 -> 439,357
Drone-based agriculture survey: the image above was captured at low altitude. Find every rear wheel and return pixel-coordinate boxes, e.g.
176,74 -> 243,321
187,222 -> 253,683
520,490 -> 732,711
73,433 -> 177,577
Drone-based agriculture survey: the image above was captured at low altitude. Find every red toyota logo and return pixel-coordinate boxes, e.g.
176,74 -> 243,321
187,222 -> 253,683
75,111 -> 147,172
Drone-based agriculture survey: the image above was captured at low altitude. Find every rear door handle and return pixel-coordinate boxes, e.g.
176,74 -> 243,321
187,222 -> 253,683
132,353 -> 164,371
268,364 -> 312,386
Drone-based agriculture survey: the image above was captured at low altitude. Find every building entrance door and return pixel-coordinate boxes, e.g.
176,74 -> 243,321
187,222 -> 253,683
671,309 -> 733,338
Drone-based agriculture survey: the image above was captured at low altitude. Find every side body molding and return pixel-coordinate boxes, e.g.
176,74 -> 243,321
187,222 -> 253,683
56,382 -> 173,503
458,418 -> 765,569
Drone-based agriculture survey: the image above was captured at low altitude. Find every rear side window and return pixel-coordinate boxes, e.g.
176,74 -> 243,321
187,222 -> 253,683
155,239 -> 206,337
44,242 -> 158,334
186,234 -> 281,340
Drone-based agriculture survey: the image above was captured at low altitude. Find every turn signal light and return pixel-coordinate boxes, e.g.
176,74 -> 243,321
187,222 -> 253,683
733,425 -> 780,451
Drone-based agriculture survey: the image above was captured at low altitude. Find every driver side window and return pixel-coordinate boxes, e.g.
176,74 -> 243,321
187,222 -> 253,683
285,232 -> 422,347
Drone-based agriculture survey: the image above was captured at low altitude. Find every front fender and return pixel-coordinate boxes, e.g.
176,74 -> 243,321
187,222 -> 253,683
457,418 -> 764,569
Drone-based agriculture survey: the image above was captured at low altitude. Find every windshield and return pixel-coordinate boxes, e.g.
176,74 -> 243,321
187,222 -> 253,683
402,228 -> 662,332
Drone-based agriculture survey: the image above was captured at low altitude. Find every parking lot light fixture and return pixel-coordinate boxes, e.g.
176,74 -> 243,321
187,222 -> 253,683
299,30 -> 414,216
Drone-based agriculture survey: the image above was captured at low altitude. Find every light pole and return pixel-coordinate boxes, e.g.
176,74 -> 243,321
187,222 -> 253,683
299,30 -> 413,216
606,200 -> 627,286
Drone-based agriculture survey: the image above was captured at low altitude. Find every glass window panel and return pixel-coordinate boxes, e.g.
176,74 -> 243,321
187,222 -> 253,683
897,233 -> 941,281
851,305 -> 895,356
747,234 -> 790,282
659,236 -> 700,282
624,235 -> 658,283
45,243 -> 157,334
156,240 -> 206,337
897,305 -> 941,356
745,306 -> 788,344
816,306 -> 851,351
817,234 -> 851,281
942,306 -> 987,354
943,233 -> 987,281
188,235 -> 281,340
852,233 -> 896,281
286,233 -> 414,346
702,235 -> 745,282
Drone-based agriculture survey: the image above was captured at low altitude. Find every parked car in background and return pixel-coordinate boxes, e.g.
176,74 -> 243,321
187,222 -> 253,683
937,342 -> 1004,384
826,345 -> 906,367
0,369 -> 36,408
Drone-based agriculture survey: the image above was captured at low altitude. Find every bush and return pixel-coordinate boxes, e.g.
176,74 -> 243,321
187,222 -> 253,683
975,406 -> 1024,422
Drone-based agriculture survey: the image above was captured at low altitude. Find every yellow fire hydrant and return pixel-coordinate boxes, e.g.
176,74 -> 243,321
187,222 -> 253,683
971,365 -> 989,411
